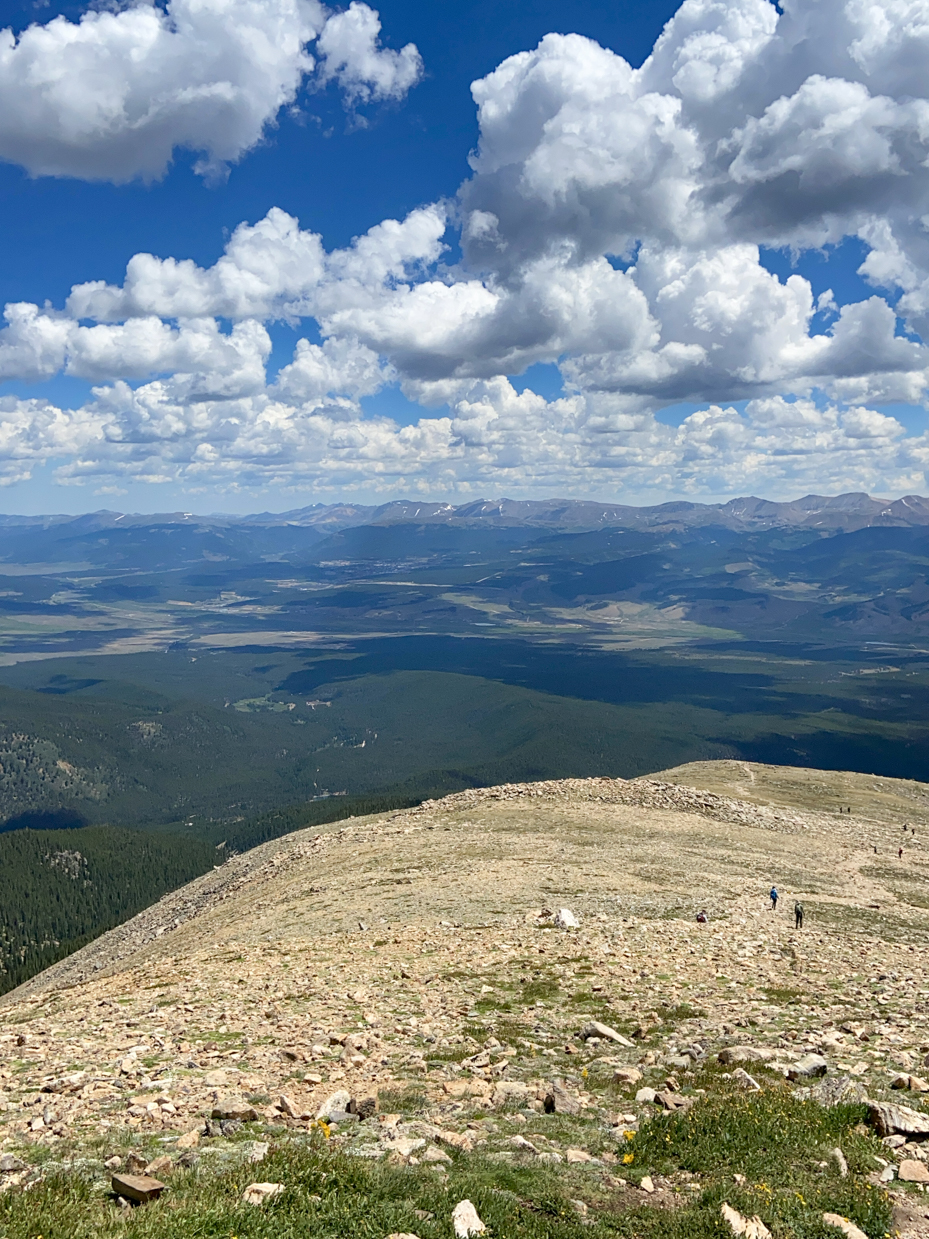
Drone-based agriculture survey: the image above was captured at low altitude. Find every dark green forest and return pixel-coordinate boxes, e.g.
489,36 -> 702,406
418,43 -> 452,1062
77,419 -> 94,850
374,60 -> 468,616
0,826 -> 216,991
0,659 -> 742,829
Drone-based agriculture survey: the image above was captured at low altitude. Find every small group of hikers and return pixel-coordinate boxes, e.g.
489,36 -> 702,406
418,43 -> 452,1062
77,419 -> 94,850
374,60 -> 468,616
694,889 -> 804,926
770,885 -> 804,927
695,821 -> 920,930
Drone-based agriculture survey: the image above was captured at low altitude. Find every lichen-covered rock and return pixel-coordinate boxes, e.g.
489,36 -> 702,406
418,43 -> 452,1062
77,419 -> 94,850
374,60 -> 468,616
787,1054 -> 827,1080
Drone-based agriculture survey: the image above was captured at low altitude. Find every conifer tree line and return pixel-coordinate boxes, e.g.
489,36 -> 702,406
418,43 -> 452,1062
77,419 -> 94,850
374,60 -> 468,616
0,827 -> 216,993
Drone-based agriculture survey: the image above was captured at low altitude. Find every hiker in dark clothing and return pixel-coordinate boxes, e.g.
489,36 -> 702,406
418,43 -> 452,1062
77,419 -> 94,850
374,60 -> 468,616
770,885 -> 778,910
794,901 -> 804,929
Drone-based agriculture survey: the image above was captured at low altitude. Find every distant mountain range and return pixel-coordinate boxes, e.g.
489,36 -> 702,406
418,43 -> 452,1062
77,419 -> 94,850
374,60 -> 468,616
3,487 -> 929,668
3,491 -> 929,549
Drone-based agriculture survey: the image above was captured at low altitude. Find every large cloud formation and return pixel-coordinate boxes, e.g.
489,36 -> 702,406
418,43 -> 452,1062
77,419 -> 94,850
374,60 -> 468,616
0,0 -> 422,182
2,0 -> 929,499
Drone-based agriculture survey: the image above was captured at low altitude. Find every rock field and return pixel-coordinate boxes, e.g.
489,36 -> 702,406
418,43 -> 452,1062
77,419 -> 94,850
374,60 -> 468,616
0,762 -> 928,1235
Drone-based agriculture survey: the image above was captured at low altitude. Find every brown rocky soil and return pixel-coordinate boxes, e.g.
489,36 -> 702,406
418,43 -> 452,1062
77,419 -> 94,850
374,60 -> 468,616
0,763 -> 927,1230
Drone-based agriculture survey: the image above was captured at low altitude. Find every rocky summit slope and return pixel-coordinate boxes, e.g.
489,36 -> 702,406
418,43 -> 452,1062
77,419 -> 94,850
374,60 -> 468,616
0,763 -> 928,1237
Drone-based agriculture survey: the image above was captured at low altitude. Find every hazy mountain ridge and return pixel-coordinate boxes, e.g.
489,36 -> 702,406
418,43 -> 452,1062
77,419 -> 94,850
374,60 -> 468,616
3,492 -> 929,592
5,488 -> 929,532
5,490 -> 929,550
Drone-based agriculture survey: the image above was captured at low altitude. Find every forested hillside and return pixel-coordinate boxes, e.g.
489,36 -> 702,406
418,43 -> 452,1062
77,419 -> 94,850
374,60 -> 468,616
0,827 -> 219,992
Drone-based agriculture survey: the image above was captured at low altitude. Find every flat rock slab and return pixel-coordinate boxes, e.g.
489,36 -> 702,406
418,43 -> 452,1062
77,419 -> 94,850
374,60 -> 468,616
655,1090 -> 692,1110
804,1077 -> 869,1107
718,1046 -> 775,1064
111,1173 -> 166,1203
491,1081 -> 529,1106
242,1182 -> 284,1206
613,1067 -> 642,1085
868,1101 -> 929,1137
211,1097 -> 261,1122
581,1020 -> 633,1046
382,1136 -> 425,1158
787,1054 -> 828,1080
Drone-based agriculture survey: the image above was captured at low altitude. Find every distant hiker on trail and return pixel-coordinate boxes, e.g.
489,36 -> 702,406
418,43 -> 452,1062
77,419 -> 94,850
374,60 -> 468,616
899,847 -> 903,859
794,901 -> 804,929
770,886 -> 778,910
696,909 -> 708,923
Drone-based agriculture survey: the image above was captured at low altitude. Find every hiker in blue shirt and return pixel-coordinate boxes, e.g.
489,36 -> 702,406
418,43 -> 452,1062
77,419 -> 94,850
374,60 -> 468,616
770,885 -> 778,910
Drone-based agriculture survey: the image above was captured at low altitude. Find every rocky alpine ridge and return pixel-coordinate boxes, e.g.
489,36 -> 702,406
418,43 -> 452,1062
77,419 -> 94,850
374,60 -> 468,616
0,763 -> 927,1234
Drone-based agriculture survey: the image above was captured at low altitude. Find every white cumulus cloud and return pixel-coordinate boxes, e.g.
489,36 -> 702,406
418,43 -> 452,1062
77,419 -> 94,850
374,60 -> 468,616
0,0 -> 422,183
5,0 -> 929,502
316,2 -> 422,104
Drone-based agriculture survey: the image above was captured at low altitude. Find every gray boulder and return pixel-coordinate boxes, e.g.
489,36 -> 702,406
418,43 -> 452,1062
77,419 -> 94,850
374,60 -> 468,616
787,1054 -> 828,1080
718,1046 -> 775,1064
799,1076 -> 868,1107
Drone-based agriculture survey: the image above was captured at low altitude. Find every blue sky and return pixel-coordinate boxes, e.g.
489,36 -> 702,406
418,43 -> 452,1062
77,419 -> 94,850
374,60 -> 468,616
0,0 -> 928,512
0,0 -> 677,299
